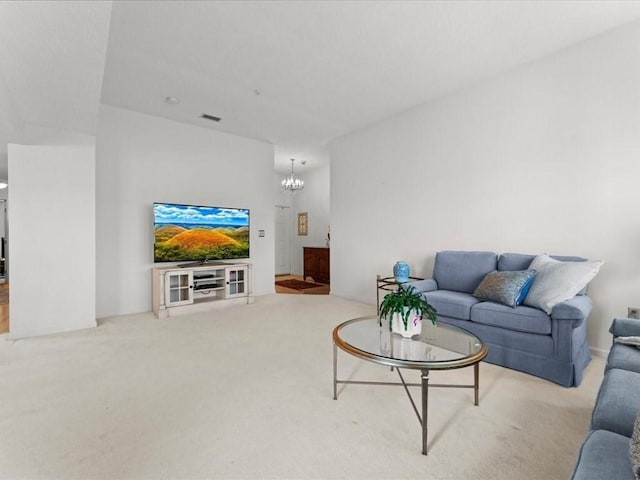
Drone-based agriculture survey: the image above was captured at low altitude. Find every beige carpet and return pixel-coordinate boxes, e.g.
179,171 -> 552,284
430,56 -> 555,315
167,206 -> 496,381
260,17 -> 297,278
0,294 -> 603,479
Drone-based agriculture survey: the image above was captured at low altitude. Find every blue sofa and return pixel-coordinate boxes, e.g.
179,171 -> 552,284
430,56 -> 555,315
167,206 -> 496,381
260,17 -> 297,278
405,251 -> 593,387
570,317 -> 640,479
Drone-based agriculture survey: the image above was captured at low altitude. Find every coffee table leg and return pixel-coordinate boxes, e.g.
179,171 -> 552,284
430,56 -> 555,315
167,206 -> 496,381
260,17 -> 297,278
474,362 -> 479,406
333,342 -> 338,400
421,369 -> 430,455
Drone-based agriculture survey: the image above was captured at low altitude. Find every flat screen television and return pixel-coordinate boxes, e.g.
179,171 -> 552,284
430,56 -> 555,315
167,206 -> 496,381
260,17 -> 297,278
153,202 -> 249,263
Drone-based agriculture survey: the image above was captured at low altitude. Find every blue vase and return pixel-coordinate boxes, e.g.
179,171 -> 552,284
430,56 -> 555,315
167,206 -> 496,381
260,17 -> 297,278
393,261 -> 410,283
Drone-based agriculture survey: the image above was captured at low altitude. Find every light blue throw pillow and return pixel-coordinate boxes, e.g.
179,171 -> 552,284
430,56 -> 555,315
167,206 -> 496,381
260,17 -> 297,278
472,270 -> 537,308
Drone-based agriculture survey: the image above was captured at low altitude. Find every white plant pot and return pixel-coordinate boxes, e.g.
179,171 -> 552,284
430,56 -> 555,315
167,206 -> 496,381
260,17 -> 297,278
391,309 -> 422,338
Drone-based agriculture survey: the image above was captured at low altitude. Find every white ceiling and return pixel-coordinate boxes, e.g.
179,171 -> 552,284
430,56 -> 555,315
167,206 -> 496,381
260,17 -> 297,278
2,1 -> 640,176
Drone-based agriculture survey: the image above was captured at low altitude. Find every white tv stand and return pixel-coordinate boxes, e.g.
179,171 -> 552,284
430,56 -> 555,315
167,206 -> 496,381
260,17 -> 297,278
152,262 -> 253,318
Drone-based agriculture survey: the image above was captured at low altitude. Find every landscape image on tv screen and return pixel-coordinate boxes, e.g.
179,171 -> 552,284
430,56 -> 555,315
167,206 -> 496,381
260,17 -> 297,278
154,203 -> 250,262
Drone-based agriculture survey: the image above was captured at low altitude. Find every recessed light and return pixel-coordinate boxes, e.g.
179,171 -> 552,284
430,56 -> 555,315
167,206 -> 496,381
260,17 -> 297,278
0,182 -> 8,189
165,96 -> 180,105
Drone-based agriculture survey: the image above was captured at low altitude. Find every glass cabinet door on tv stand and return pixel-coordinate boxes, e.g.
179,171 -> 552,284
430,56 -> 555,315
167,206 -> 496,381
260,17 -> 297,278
226,265 -> 247,299
164,270 -> 193,307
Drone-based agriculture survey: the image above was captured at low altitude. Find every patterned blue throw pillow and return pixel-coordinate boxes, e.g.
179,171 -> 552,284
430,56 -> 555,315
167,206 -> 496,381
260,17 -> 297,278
472,270 -> 536,308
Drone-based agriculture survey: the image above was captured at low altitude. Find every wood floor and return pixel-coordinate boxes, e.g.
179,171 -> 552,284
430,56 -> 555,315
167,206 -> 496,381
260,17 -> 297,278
275,275 -> 330,295
0,283 -> 8,334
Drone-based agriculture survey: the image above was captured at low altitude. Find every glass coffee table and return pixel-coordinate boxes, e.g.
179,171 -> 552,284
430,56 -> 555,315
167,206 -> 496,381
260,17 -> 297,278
332,316 -> 488,455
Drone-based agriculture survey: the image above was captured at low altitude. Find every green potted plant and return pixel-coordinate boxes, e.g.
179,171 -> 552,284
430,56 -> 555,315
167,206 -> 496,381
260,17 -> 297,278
379,285 -> 437,337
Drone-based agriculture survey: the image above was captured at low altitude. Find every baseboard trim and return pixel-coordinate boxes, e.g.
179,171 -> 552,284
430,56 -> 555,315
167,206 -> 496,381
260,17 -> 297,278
590,346 -> 609,359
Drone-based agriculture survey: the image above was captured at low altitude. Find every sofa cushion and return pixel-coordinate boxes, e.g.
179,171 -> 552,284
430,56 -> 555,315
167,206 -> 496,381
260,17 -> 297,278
499,252 -> 590,295
423,290 -> 479,321
570,429 -> 634,480
591,368 -> 640,437
523,254 -> 603,314
631,411 -> 640,479
610,318 -> 640,338
472,269 -> 536,308
606,343 -> 640,374
470,301 -> 551,335
401,278 -> 438,294
433,251 -> 497,294
499,252 -> 588,271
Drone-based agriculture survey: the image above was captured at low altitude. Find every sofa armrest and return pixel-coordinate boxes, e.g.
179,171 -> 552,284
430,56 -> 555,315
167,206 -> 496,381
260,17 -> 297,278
609,317 -> 640,338
402,278 -> 438,294
551,295 -> 593,321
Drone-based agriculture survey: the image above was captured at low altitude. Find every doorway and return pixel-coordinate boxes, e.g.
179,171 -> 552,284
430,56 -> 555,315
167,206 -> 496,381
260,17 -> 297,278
0,199 -> 8,334
275,205 -> 291,275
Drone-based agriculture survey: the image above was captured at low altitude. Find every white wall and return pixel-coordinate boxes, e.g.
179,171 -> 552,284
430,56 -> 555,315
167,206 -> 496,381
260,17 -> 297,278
329,21 -> 640,354
25,124 -> 96,148
8,143 -> 96,338
96,105 -> 275,318
274,166 -> 330,277
0,68 -> 26,181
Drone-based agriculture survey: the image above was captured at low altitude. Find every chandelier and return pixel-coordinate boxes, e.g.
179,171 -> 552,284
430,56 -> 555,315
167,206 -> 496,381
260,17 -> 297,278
281,158 -> 304,192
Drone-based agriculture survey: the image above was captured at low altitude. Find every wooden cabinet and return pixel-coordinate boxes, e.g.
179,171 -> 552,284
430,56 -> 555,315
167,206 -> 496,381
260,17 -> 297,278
153,262 -> 252,318
303,247 -> 330,284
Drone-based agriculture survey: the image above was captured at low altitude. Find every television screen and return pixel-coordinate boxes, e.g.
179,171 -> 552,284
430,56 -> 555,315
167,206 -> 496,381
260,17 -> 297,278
154,202 -> 250,262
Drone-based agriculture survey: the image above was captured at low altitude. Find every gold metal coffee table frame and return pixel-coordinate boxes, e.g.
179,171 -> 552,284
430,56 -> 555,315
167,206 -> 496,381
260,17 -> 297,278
332,316 -> 488,455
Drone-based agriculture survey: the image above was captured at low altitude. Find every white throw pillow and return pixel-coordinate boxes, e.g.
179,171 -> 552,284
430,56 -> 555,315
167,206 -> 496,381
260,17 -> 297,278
523,254 -> 603,314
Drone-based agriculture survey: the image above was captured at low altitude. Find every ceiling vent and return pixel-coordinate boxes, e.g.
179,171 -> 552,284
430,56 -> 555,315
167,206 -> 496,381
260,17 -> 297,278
201,113 -> 221,122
